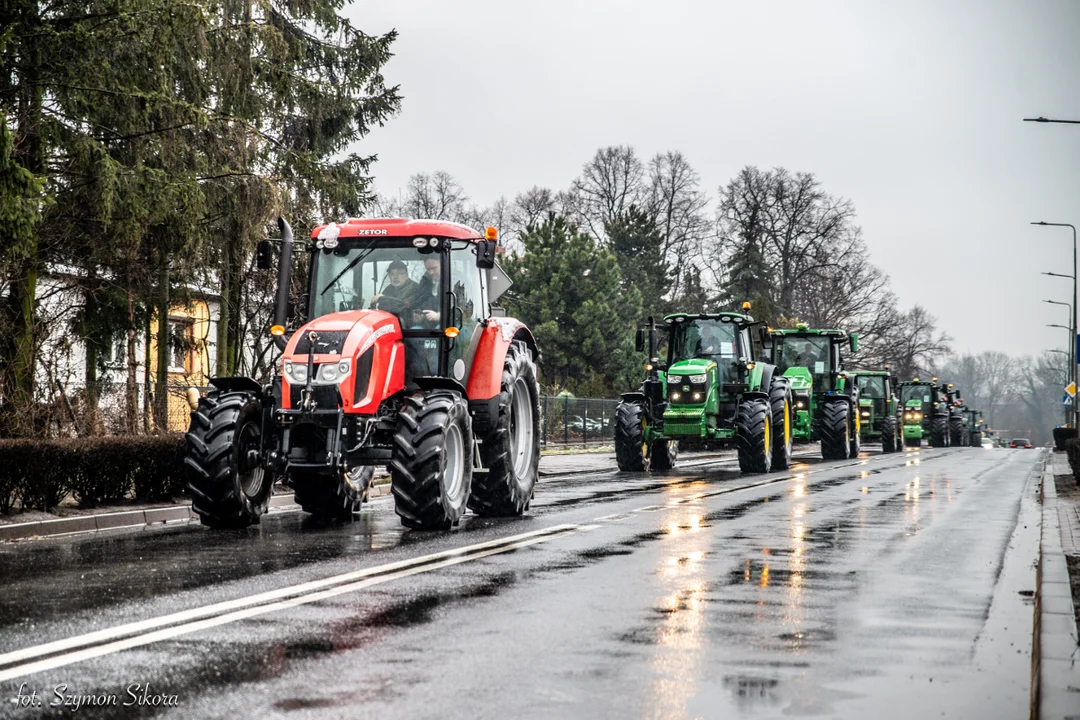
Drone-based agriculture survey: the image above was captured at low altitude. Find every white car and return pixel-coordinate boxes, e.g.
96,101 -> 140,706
981,438 -> 994,449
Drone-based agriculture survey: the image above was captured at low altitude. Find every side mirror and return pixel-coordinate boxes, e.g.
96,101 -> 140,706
476,240 -> 497,269
849,333 -> 859,354
256,240 -> 273,270
635,328 -> 646,353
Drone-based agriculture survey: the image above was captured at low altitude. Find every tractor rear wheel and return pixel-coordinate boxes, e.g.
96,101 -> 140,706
614,401 -> 648,471
849,409 -> 862,458
972,431 -> 982,446
769,378 -> 793,470
185,392 -> 272,529
736,398 -> 772,474
293,465 -> 373,521
821,400 -> 851,460
930,415 -> 949,447
649,439 -> 678,470
390,391 -> 473,530
470,341 -> 540,517
881,415 -> 898,453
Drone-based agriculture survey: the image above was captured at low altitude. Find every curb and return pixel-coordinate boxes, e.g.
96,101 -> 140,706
0,484 -> 395,542
1034,454 -> 1080,719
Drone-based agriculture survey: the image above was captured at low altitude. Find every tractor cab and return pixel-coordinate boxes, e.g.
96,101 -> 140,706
849,368 -> 902,452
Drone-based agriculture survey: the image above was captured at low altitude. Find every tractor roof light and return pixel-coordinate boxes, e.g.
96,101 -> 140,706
270,324 -> 285,337
741,301 -> 751,311
444,327 -> 460,338
932,376 -> 938,382
485,226 -> 498,241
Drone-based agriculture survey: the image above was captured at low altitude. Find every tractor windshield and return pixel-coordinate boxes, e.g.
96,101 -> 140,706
859,375 -> 886,416
900,384 -> 933,414
669,319 -> 738,363
310,244 -> 443,329
774,335 -> 832,391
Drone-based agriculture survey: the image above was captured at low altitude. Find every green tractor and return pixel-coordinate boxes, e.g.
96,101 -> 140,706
767,324 -> 861,461
614,307 -> 794,475
849,368 -> 902,453
964,408 -> 985,446
898,378 -> 951,447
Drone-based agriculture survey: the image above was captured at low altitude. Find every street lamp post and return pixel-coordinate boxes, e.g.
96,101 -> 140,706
1045,299 -> 1074,392
1033,222 -> 1078,428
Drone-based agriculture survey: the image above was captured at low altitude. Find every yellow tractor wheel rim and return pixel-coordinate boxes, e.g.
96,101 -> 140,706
784,399 -> 791,446
764,409 -> 771,457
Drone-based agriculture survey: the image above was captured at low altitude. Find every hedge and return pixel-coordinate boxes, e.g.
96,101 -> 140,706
1066,437 -> 1080,481
0,435 -> 187,513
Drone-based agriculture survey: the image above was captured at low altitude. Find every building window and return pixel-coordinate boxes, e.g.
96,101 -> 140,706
168,318 -> 193,375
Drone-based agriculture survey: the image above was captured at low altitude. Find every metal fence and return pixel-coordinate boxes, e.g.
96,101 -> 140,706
540,395 -> 620,447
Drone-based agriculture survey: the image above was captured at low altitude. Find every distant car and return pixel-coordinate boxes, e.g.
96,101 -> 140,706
981,438 -> 994,449
1009,438 -> 1033,449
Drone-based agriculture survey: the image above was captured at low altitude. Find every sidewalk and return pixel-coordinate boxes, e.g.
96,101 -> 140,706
1037,452 -> 1080,719
0,449 -> 736,542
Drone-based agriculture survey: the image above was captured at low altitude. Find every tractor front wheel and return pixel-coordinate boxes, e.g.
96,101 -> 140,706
881,415 -> 898,453
736,398 -> 773,474
769,378 -> 794,470
614,401 -> 648,471
185,392 -> 272,529
930,415 -> 949,447
821,400 -> 851,460
649,439 -> 678,470
470,341 -> 541,517
390,391 -> 473,530
849,409 -> 862,458
972,431 -> 983,447
293,465 -> 372,521
949,417 -> 965,446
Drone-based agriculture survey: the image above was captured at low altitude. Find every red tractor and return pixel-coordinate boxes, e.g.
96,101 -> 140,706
184,218 -> 541,531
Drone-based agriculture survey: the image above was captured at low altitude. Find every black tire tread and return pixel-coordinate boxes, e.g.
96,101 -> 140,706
821,400 -> 850,460
736,398 -> 772,474
614,401 -> 647,472
769,378 -> 793,470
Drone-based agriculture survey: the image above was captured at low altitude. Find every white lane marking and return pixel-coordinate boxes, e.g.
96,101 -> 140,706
0,526 -> 581,683
0,524 -> 576,670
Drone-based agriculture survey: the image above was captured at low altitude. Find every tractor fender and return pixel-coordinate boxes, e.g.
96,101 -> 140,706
465,318 -> 538,401
209,376 -> 263,396
619,391 -> 647,404
741,390 -> 770,403
759,363 -> 776,392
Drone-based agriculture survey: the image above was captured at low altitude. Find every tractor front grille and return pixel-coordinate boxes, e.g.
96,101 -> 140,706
665,423 -> 705,436
289,385 -> 341,410
294,331 -> 349,355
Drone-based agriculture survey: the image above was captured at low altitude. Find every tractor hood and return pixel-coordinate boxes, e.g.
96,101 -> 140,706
666,358 -> 716,378
281,309 -> 405,413
781,366 -> 813,392
903,399 -> 923,410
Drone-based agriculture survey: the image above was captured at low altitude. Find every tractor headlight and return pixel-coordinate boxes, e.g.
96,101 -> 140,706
316,359 -> 350,384
668,376 -> 682,385
914,412 -> 922,420
693,393 -> 702,401
861,410 -> 870,417
688,374 -> 708,384
796,401 -> 805,409
284,361 -> 308,384
671,392 -> 681,401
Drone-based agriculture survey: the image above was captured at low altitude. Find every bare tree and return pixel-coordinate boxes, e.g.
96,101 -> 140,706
569,146 -> 647,241
645,151 -> 709,296
879,305 -> 952,379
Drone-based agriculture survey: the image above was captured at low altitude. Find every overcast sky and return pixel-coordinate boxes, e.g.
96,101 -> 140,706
345,0 -> 1080,358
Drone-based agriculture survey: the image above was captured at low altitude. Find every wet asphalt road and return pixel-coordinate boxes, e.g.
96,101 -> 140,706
0,446 -> 1043,719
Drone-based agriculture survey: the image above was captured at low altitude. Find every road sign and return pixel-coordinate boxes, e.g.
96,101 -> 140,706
1065,395 -> 1074,407
1068,382 -> 1077,398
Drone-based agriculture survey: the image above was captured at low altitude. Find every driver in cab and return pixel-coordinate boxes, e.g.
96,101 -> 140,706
369,260 -> 419,323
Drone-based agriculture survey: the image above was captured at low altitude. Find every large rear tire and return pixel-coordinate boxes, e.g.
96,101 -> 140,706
849,407 -> 862,458
293,465 -> 373,521
881,415 -> 898,453
930,415 -> 949,447
972,431 -> 983,447
736,397 -> 772,474
390,391 -> 473,530
470,341 -> 540,517
614,400 -> 647,471
821,400 -> 851,460
185,392 -> 272,529
769,378 -> 794,470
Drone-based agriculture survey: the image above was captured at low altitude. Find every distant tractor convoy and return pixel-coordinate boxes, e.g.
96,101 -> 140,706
613,315 -> 993,476
183,217 -> 993,530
